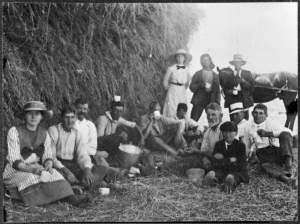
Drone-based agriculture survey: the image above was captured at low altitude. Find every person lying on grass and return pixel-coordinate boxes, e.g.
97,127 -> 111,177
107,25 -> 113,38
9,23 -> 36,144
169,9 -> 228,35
243,103 -> 297,188
138,101 -> 188,156
173,103 -> 203,148
94,96 -> 145,166
202,121 -> 249,194
3,101 -> 89,207
48,105 -> 126,193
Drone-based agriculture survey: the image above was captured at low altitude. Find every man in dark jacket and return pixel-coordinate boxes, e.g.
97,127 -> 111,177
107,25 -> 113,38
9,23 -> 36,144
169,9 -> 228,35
190,54 -> 221,122
223,54 -> 255,120
202,121 -> 249,194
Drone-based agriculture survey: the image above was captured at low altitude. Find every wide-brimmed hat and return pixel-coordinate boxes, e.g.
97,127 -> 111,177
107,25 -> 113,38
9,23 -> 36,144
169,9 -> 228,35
229,54 -> 246,66
14,101 -> 53,121
167,49 -> 193,65
229,102 -> 247,114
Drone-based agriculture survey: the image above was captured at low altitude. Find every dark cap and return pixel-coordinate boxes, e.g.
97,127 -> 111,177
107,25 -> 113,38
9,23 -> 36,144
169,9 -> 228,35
220,121 -> 238,132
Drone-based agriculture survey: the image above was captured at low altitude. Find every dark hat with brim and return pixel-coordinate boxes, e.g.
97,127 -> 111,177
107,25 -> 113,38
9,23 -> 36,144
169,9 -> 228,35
220,121 -> 238,132
14,101 -> 53,121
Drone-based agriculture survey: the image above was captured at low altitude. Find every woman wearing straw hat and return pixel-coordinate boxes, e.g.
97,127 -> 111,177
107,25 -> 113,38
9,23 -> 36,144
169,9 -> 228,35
224,54 -> 255,120
3,101 -> 89,207
163,49 -> 192,117
190,54 -> 221,122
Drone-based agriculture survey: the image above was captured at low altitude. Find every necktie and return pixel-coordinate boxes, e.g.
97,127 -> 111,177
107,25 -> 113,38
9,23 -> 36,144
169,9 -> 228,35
176,65 -> 186,70
21,145 -> 45,160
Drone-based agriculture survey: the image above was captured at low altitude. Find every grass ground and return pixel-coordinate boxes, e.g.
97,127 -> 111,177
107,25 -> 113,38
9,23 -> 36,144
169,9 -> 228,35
4,148 -> 298,222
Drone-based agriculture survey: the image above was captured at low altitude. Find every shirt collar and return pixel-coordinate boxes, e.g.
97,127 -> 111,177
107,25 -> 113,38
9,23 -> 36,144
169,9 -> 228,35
59,123 -> 76,133
76,118 -> 86,124
238,119 -> 246,125
105,111 -> 119,122
252,120 -> 266,129
225,141 -> 232,150
234,69 -> 242,76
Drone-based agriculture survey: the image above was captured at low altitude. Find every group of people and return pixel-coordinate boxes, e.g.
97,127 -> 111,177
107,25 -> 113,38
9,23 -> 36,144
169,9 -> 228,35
3,49 -> 297,209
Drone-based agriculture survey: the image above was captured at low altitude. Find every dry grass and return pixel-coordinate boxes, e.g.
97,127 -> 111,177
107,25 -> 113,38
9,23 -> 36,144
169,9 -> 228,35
4,149 -> 298,222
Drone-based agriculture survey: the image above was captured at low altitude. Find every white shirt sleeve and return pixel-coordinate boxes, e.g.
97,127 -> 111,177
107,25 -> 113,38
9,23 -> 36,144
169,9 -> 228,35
6,127 -> 22,165
86,121 -> 97,156
48,126 -> 65,169
75,130 -> 93,170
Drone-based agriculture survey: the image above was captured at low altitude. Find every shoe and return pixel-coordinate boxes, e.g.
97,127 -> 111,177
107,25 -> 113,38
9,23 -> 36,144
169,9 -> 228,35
288,178 -> 298,189
64,195 -> 90,208
223,175 -> 235,194
202,171 -> 215,186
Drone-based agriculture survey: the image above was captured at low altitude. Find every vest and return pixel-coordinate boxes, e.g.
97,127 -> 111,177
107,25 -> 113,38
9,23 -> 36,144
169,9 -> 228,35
15,125 -> 47,159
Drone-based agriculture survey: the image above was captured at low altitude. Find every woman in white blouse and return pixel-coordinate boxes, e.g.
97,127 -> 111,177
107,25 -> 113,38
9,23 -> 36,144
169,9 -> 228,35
163,49 -> 192,118
3,101 -> 88,207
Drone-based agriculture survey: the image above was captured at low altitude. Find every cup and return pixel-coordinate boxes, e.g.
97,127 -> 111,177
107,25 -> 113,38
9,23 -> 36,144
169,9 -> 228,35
232,90 -> 238,95
153,110 -> 161,119
114,95 -> 121,102
40,171 -> 51,183
205,83 -> 211,89
99,187 -> 110,195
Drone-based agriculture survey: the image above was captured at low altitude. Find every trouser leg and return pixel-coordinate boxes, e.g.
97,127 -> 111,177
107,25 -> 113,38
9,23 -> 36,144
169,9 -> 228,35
97,135 -> 126,155
279,131 -> 294,175
191,104 -> 205,122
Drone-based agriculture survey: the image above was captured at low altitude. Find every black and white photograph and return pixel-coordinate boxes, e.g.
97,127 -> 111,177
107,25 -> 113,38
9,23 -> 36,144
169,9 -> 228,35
2,2 -> 298,222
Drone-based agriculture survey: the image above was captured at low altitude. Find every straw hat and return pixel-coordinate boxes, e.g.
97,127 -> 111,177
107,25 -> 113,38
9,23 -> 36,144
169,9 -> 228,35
167,49 -> 192,65
229,54 -> 246,66
229,102 -> 247,114
14,101 -> 53,121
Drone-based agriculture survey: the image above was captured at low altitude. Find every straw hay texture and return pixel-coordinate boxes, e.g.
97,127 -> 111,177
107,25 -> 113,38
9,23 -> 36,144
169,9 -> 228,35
2,2 -> 202,135
4,148 -> 298,222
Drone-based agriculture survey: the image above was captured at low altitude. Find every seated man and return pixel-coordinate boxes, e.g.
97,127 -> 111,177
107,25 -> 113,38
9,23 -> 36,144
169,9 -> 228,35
94,97 -> 145,160
138,101 -> 187,156
202,121 -> 249,194
49,105 -> 112,190
74,98 -> 108,166
173,103 -> 202,148
197,102 -> 227,171
229,102 -> 248,141
243,103 -> 297,188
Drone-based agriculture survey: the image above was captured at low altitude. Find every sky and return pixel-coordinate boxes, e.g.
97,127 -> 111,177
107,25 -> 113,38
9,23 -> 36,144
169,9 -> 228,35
184,2 -> 298,131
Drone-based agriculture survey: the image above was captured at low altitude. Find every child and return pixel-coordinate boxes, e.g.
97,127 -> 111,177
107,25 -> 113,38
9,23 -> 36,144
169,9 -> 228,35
202,121 -> 249,193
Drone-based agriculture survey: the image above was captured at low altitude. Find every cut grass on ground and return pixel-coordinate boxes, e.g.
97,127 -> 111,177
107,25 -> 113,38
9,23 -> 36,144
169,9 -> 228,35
4,148 -> 298,222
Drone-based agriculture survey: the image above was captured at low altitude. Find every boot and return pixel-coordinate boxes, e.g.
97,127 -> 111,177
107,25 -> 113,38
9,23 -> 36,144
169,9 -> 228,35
284,156 -> 293,176
63,195 -> 90,208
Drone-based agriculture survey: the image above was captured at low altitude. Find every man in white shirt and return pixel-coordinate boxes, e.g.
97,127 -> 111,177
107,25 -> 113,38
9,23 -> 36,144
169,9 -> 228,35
49,105 -> 110,189
229,102 -> 248,142
74,98 -> 108,166
243,103 -> 296,188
